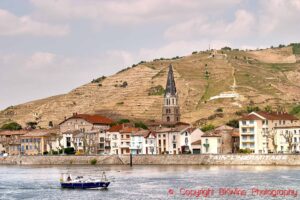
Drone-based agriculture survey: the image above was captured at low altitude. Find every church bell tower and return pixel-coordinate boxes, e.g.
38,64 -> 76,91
162,64 -> 180,124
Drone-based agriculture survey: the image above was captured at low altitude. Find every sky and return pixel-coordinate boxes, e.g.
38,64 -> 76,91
0,0 -> 300,110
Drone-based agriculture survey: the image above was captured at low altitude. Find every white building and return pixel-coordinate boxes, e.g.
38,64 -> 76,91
201,131 -> 222,154
239,111 -> 299,154
143,131 -> 157,154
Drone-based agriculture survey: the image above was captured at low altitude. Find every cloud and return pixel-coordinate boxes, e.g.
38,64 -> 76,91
30,0 -> 241,25
164,9 -> 255,41
25,52 -> 57,69
0,9 -> 69,36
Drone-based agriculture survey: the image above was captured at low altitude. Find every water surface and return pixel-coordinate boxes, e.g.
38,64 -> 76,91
0,165 -> 299,199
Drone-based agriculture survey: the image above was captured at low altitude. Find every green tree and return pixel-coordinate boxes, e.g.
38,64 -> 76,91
264,105 -> 273,113
226,119 -> 239,128
134,121 -> 148,130
1,122 -> 22,130
201,124 -> 215,132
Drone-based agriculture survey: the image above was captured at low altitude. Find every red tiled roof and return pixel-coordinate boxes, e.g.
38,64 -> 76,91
60,114 -> 114,125
240,114 -> 263,120
22,129 -> 58,137
256,111 -> 298,120
108,124 -> 124,132
120,127 -> 139,133
0,130 -> 29,136
202,130 -> 222,137
144,131 -> 156,138
191,140 -> 201,145
240,112 -> 298,121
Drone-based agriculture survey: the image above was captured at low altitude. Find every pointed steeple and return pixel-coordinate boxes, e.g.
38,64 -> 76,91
165,64 -> 177,96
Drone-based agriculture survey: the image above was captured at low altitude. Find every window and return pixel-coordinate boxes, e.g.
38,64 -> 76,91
185,132 -> 188,136
173,135 -> 176,140
100,137 -> 105,142
242,121 -> 246,125
294,137 -> 297,143
126,135 -> 130,139
283,121 -> 285,125
163,134 -> 166,137
167,116 -> 170,122
242,136 -> 247,140
250,120 -> 254,124
205,139 -> 208,144
250,135 -> 254,140
242,128 -> 247,133
250,128 -> 254,133
217,139 -> 221,143
173,143 -> 176,149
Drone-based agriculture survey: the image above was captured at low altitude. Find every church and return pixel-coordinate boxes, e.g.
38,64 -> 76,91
162,64 -> 181,125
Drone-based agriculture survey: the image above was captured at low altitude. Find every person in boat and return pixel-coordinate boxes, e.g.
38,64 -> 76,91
67,175 -> 72,182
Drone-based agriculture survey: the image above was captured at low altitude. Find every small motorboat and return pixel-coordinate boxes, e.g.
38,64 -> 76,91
60,172 -> 110,189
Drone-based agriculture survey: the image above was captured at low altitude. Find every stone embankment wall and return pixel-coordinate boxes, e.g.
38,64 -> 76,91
1,154 -> 300,166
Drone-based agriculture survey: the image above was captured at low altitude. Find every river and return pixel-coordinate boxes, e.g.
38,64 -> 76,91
0,165 -> 299,200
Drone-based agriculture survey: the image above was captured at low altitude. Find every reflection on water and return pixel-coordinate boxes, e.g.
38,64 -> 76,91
0,165 -> 299,200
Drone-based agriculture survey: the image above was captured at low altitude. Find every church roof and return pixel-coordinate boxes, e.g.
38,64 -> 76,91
165,64 -> 177,96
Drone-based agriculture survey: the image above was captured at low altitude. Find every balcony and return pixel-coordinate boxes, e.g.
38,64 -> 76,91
241,132 -> 255,135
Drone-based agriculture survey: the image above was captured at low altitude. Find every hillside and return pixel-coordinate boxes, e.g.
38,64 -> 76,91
1,45 -> 300,128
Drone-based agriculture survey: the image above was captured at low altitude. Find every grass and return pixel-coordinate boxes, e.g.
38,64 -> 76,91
291,43 -> 300,54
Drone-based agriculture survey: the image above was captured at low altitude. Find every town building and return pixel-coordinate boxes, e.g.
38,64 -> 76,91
106,124 -> 124,155
143,131 -> 157,154
201,126 -> 239,154
154,125 -> 202,154
130,129 -> 149,155
162,64 -> 180,125
20,129 -> 59,155
201,131 -> 222,154
120,127 -> 139,154
239,111 -> 299,154
59,113 -> 113,154
0,130 -> 28,155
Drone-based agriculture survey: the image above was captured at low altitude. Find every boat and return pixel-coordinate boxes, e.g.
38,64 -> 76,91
60,171 -> 110,189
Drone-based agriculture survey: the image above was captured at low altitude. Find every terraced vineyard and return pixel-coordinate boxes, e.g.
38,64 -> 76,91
1,46 -> 300,128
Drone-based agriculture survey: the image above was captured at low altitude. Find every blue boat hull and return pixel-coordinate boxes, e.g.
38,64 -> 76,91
61,182 -> 110,189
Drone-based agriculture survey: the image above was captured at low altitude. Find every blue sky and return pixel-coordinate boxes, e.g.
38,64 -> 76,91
0,0 -> 300,110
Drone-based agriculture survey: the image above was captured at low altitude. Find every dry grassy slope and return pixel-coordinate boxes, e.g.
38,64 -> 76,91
1,46 -> 300,128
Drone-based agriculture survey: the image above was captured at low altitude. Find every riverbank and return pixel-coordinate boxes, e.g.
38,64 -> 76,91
1,154 -> 300,165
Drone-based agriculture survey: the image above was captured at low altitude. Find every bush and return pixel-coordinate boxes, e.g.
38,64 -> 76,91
215,108 -> 223,113
290,105 -> 300,115
43,151 -> 48,155
118,119 -> 130,124
246,106 -> 260,113
192,51 -> 198,54
91,76 -> 106,83
226,119 -> 239,128
134,121 -> 148,130
90,158 -> 97,165
201,124 -> 215,132
64,147 -> 75,155
264,105 -> 273,112
238,149 -> 252,154
26,121 -> 37,129
221,46 -> 231,51
1,122 -> 22,130
148,85 -> 165,96
290,43 -> 300,54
